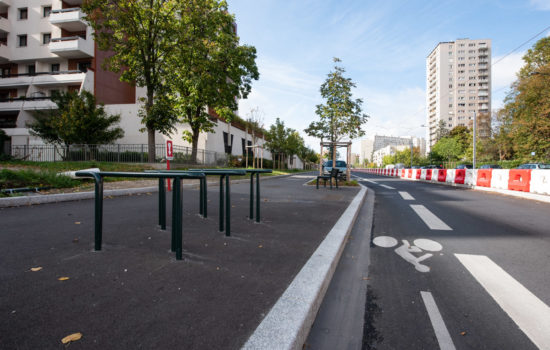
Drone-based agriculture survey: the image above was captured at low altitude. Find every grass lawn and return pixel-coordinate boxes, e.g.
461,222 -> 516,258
0,161 -> 313,196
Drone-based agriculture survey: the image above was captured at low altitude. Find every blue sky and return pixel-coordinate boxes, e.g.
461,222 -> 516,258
229,0 -> 550,153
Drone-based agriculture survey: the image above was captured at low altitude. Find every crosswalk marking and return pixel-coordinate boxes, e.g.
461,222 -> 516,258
380,184 -> 395,190
421,291 -> 456,350
455,254 -> 550,350
399,191 -> 415,200
410,205 -> 452,230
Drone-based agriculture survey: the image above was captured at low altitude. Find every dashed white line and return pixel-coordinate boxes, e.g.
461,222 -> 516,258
421,291 -> 457,350
362,179 -> 377,184
410,205 -> 452,230
455,254 -> 550,350
380,184 -> 395,190
399,191 -> 415,200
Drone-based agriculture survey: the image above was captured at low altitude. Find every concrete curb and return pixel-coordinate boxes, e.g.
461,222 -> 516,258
0,173 -> 296,208
241,185 -> 368,350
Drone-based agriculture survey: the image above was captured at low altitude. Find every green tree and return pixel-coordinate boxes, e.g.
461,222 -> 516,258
448,126 -> 471,151
499,37 -> 550,160
435,119 -> 449,142
27,90 -> 124,147
431,137 -> 462,163
167,0 -> 259,163
265,118 -> 288,169
305,58 -> 369,167
82,0 -> 180,162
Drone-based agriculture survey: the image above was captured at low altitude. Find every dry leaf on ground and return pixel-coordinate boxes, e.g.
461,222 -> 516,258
61,332 -> 82,344
30,267 -> 42,272
74,222 -> 81,225
58,277 -> 70,281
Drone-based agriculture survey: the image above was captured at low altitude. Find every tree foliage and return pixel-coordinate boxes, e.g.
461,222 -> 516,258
431,137 -> 462,162
305,58 -> 368,162
265,118 -> 314,169
83,0 -> 180,161
27,91 -> 124,146
498,36 -> 550,160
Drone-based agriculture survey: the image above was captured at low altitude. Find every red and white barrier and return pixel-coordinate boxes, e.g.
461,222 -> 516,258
530,170 -> 550,195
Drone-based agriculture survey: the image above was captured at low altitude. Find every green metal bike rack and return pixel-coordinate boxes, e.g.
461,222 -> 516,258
75,171 -> 205,260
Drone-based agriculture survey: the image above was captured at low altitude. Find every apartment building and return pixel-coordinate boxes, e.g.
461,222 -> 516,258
426,38 -> 491,151
359,135 -> 426,164
0,0 -> 273,163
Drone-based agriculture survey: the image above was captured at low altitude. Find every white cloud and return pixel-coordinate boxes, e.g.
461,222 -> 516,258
491,52 -> 525,108
530,0 -> 550,10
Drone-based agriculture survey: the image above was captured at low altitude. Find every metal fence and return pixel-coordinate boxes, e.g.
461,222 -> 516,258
10,144 -> 229,166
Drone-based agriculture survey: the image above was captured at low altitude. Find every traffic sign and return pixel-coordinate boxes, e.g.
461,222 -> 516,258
166,140 -> 173,160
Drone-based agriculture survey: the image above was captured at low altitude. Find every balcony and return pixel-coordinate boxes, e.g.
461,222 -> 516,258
50,36 -> 93,58
0,97 -> 56,112
0,42 -> 9,62
0,0 -> 10,7
50,8 -> 87,32
0,16 -> 9,33
0,71 -> 87,89
478,91 -> 489,97
63,0 -> 83,5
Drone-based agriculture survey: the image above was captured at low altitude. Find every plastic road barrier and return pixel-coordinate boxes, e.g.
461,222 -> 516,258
426,169 -> 432,181
476,169 -> 492,187
530,170 -> 550,195
491,169 -> 510,190
438,169 -> 447,182
415,169 -> 421,180
508,169 -> 531,192
455,169 -> 466,184
446,169 -> 456,184
465,169 -> 476,186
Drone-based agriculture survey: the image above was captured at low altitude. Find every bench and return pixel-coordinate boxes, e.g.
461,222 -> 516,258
316,168 -> 340,189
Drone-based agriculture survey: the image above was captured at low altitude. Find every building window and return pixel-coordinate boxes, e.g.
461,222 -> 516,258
43,6 -> 52,17
19,8 -> 28,20
77,61 -> 92,72
28,65 -> 36,76
43,33 -> 51,44
51,63 -> 60,72
18,35 -> 27,47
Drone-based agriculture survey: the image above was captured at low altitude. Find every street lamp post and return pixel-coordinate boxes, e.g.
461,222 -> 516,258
473,111 -> 477,169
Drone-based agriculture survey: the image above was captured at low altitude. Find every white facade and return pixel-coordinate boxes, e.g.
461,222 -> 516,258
360,135 -> 426,164
372,144 -> 409,166
426,38 -> 491,151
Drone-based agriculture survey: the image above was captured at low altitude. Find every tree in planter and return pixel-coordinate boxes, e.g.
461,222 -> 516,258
431,137 -> 462,163
167,0 -> 258,164
265,118 -> 289,169
27,90 -> 124,158
82,0 -> 180,162
305,58 -> 368,177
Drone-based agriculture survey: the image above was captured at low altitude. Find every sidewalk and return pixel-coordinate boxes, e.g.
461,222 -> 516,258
0,175 -> 363,349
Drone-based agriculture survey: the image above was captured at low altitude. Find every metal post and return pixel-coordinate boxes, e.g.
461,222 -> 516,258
173,177 -> 183,260
203,177 -> 208,218
93,175 -> 104,251
256,172 -> 260,223
199,177 -> 204,216
117,144 -> 120,162
473,111 -> 477,169
159,178 -> 166,230
225,175 -> 231,236
410,137 -> 413,168
249,172 -> 254,220
219,175 -> 224,232
171,179 -> 176,252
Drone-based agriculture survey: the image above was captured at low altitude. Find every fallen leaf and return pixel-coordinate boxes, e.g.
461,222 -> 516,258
362,277 -> 370,280
216,267 -> 220,270
61,332 -> 82,344
258,245 -> 263,248
30,267 -> 42,272
58,277 -> 70,281
74,222 -> 81,225
460,331 -> 467,336
72,238 -> 79,243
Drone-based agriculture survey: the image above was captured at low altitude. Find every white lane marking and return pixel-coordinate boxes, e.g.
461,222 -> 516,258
373,236 -> 398,248
455,254 -> 550,350
362,179 -> 378,184
399,191 -> 415,200
421,291 -> 457,350
380,184 -> 395,190
414,239 -> 443,252
410,205 -> 452,231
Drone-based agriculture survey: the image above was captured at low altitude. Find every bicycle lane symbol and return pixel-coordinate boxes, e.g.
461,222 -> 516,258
373,236 -> 443,273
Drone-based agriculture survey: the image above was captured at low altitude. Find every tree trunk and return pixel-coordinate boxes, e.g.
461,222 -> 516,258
191,129 -> 200,165
146,87 -> 155,163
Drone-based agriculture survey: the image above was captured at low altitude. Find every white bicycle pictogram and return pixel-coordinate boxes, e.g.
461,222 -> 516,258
373,236 -> 443,273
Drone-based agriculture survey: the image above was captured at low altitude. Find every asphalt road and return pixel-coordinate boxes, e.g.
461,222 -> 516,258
309,172 -> 550,350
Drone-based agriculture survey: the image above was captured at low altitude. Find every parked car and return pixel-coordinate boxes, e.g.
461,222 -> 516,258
394,163 -> 405,169
479,164 -> 501,169
411,166 -> 421,169
323,160 -> 348,178
456,164 -> 473,169
516,163 -> 550,169
421,165 -> 443,169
